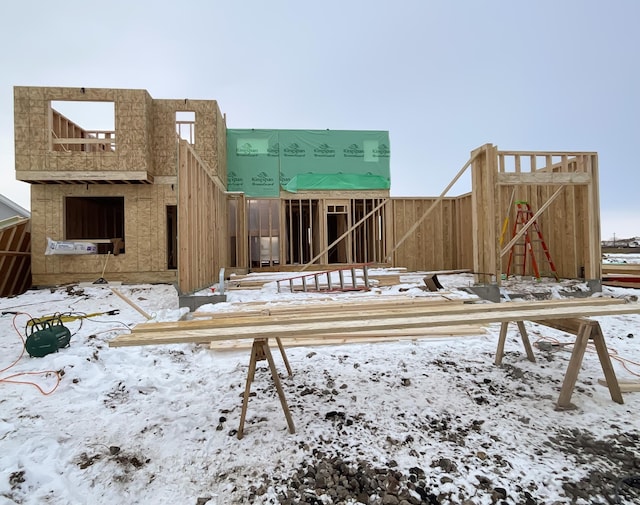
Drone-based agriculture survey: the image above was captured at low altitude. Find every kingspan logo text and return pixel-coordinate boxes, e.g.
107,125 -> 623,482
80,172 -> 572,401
314,143 -> 335,158
268,143 -> 280,157
228,171 -> 243,185
252,172 -> 275,186
343,143 -> 364,158
236,142 -> 259,156
283,143 -> 306,157
373,144 -> 390,158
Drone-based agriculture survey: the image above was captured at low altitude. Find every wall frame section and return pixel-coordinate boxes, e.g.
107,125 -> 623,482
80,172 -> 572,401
472,144 -> 601,283
391,195 -> 473,272
177,140 -> 228,294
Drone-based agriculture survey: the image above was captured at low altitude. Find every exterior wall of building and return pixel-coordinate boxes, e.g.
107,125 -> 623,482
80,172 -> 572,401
14,87 -> 154,181
13,86 -> 601,289
392,195 -> 473,272
15,86 -> 227,291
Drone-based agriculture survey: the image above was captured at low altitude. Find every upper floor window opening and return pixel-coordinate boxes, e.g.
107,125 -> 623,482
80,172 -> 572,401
50,100 -> 115,152
176,111 -> 195,144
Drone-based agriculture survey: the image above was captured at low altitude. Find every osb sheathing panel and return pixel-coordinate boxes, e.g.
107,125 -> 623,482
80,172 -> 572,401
30,183 -> 177,286
14,86 -> 153,175
391,196 -> 472,272
152,99 -> 224,179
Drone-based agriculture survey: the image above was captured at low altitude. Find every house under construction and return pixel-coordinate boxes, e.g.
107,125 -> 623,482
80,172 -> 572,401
13,86 -> 602,294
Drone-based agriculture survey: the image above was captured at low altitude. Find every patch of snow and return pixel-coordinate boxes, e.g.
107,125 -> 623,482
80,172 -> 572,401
1,273 -> 640,504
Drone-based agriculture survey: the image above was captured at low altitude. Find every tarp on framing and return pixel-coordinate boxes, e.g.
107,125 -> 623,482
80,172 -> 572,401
226,129 -> 391,197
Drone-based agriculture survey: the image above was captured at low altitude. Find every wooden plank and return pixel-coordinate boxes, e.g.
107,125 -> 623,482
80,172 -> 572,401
497,172 -> 591,185
498,150 -> 597,157
16,171 -> 152,182
602,264 -> 640,276
556,322 -> 592,409
590,323 -> 623,404
110,288 -> 152,319
52,137 -> 115,145
138,298 -> 626,333
598,379 -> 640,393
194,296 -> 461,317
109,301 -> 640,347
584,154 -> 600,280
209,327 -> 488,350
602,279 -> 640,289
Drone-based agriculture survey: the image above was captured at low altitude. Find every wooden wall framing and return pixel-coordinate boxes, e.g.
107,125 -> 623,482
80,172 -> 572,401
0,217 -> 31,297
14,87 -> 602,291
472,144 -> 601,283
177,140 -> 228,293
391,195 -> 473,272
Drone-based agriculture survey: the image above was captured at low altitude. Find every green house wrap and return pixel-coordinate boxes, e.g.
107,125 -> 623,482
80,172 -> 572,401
227,129 -> 390,197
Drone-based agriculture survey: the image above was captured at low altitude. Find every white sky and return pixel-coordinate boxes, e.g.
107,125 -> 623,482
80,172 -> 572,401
1,0 -> 638,239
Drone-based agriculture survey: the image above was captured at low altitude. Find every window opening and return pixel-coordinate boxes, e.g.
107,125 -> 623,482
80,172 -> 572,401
50,101 -> 115,152
176,111 -> 195,144
65,196 -> 125,254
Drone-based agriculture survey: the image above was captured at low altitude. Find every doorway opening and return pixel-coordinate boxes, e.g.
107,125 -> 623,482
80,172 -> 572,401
167,205 -> 177,269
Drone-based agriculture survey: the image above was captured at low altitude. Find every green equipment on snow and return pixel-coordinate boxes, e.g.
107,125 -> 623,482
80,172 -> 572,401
25,316 -> 72,358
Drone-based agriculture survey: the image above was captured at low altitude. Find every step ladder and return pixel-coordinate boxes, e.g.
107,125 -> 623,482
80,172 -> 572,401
276,264 -> 371,293
506,201 -> 559,281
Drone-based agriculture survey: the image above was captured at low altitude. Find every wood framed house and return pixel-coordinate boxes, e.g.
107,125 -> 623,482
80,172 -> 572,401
13,86 -> 601,294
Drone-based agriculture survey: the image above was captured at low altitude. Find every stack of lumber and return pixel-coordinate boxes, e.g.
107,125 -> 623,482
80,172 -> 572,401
108,297 -> 640,349
602,264 -> 640,289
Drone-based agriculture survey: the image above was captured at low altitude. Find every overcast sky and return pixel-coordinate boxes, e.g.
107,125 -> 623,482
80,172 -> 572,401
1,0 -> 638,239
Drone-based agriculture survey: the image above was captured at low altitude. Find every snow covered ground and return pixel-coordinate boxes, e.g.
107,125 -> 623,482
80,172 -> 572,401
1,268 -> 640,505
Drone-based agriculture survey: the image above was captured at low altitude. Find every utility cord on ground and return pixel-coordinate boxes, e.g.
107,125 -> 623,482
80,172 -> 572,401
0,312 -> 61,395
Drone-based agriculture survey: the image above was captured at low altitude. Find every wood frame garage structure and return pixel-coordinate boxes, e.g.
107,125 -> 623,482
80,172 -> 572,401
14,86 -> 602,293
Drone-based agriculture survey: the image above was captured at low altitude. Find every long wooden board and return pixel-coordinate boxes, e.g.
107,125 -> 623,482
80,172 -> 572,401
109,300 -> 640,347
138,297 -> 626,334
208,326 -> 487,351
601,264 -> 640,276
192,297 -> 467,319
598,378 -> 640,393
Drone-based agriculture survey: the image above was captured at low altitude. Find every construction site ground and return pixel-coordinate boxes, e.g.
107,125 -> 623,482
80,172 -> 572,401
1,262 -> 640,504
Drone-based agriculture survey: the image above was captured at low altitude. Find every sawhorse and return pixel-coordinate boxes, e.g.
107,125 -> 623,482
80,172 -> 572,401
237,337 -> 295,439
495,317 -> 623,409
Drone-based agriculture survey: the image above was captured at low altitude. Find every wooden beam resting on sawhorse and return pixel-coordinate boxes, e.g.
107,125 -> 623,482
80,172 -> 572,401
237,338 -> 295,440
495,318 -> 623,410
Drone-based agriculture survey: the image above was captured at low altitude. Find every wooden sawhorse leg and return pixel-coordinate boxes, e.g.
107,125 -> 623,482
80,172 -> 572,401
495,321 -> 536,365
556,320 -> 623,410
237,338 -> 295,439
275,337 -> 293,377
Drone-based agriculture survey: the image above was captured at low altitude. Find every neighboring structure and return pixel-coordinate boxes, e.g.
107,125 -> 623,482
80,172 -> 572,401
13,86 -> 602,294
0,193 -> 30,220
0,194 -> 31,297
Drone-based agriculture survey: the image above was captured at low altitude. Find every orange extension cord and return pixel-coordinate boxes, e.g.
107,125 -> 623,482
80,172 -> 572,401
0,312 -> 62,395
